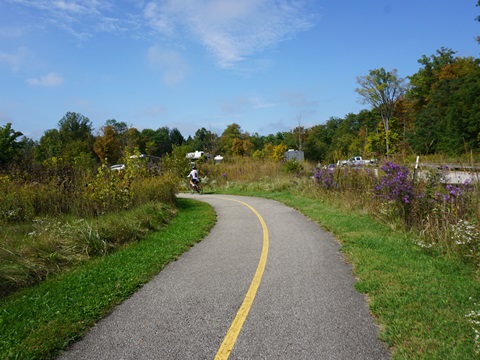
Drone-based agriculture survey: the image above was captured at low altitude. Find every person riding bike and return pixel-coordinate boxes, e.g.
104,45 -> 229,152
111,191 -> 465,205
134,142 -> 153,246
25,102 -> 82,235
187,164 -> 201,191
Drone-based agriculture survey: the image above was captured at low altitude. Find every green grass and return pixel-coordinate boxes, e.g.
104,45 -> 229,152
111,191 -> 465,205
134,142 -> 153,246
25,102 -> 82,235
0,198 -> 216,360
218,188 -> 480,359
0,202 -> 177,297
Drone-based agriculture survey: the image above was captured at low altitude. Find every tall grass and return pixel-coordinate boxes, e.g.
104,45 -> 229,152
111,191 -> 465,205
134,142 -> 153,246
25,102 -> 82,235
0,153 -> 188,297
0,203 -> 176,297
198,156 -> 307,191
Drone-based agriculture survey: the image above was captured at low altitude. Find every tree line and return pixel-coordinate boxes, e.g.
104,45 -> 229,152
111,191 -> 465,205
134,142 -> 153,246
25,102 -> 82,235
1,46 -> 480,172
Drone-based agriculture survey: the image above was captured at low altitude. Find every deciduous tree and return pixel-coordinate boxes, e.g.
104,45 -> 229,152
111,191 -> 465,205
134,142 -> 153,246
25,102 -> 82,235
303,125 -> 328,162
191,127 -> 216,154
407,48 -> 480,154
356,68 -> 407,155
57,112 -> 96,162
270,143 -> 287,162
36,129 -> 61,162
169,128 -> 185,148
0,123 -> 23,167
218,123 -> 244,155
94,125 -> 122,164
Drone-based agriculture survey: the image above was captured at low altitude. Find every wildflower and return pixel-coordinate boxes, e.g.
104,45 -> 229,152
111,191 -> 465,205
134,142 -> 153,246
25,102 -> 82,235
451,220 -> 479,248
313,168 -> 336,189
434,179 -> 474,204
371,162 -> 418,221
373,162 -> 415,205
466,303 -> 480,353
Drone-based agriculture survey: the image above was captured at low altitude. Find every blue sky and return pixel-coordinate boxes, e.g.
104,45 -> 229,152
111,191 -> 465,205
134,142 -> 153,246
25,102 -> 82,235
1,0 -> 479,141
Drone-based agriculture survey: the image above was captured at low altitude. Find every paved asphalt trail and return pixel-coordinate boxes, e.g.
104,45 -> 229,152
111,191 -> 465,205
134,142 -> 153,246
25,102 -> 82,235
59,194 -> 390,359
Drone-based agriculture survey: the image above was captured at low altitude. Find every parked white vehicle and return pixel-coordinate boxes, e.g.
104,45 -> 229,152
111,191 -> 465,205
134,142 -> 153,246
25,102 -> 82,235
110,164 -> 125,171
186,151 -> 205,160
337,156 -> 376,166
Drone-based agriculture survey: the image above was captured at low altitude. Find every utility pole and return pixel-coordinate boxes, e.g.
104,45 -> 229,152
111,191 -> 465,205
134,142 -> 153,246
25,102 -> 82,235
297,115 -> 304,152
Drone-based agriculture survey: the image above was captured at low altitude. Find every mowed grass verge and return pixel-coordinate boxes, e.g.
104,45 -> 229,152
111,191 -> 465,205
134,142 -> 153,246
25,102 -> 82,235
0,198 -> 216,360
221,189 -> 480,359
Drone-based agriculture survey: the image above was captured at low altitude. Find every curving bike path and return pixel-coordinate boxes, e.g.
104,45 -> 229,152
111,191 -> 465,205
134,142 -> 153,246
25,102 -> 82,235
59,194 -> 390,359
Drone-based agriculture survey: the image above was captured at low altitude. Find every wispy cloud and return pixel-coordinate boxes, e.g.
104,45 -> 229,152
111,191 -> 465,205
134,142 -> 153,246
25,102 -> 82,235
143,0 -> 318,68
27,72 -> 64,87
7,0 -> 122,39
0,47 -> 28,72
146,45 -> 189,85
7,0 -> 318,67
8,0 -> 108,16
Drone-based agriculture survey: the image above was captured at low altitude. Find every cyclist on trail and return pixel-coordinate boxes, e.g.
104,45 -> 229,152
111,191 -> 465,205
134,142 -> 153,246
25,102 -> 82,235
187,164 -> 200,189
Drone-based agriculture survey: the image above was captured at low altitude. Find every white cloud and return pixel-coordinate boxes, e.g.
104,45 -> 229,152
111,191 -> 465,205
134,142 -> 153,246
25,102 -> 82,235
27,72 -> 64,87
142,0 -> 317,68
7,0 -> 318,67
0,47 -> 28,72
10,0 -> 108,15
146,45 -> 189,85
143,1 -> 175,35
53,0 -> 93,13
96,17 -> 128,33
8,0 -> 122,39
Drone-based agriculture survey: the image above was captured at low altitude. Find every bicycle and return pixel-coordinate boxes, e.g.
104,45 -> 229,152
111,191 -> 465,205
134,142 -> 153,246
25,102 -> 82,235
188,179 -> 203,194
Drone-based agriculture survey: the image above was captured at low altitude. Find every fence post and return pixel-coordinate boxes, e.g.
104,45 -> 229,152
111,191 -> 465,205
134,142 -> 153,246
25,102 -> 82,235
413,156 -> 419,183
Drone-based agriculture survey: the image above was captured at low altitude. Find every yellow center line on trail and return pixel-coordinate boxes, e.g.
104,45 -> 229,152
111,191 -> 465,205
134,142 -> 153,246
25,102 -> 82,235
214,198 -> 269,360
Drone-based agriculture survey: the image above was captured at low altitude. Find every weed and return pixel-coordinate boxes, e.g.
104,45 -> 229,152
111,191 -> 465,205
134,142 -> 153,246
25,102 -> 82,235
313,167 -> 336,189
466,302 -> 480,354
0,145 -> 186,296
450,220 -> 480,264
373,162 -> 415,221
282,159 -> 304,175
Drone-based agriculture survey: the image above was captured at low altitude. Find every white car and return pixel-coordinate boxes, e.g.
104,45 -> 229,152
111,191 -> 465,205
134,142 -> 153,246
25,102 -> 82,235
110,164 -> 125,171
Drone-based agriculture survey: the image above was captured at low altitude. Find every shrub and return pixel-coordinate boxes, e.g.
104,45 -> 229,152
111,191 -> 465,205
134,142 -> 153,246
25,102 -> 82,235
282,159 -> 304,175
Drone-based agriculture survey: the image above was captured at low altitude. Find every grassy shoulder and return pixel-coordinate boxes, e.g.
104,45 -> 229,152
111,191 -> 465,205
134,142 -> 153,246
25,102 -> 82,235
0,198 -> 216,360
218,188 -> 480,359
